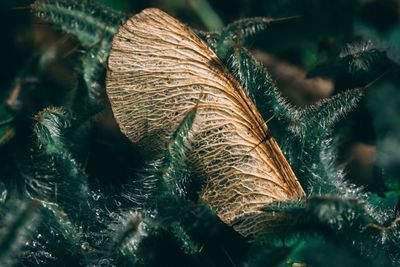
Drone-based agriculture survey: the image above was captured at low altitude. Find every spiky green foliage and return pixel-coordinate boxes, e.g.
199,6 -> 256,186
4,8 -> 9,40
161,109 -> 195,198
32,0 -> 127,102
0,0 -> 399,266
23,106 -> 153,266
32,0 -> 124,46
28,107 -> 89,209
198,16 -> 298,59
224,46 -> 400,266
308,41 -> 393,89
226,47 -> 363,191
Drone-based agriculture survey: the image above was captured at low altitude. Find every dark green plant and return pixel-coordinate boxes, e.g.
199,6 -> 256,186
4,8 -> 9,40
0,0 -> 399,266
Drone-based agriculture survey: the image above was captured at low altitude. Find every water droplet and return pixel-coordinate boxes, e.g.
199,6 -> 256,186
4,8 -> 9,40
0,183 -> 7,203
39,251 -> 54,259
81,242 -> 90,251
91,191 -> 101,201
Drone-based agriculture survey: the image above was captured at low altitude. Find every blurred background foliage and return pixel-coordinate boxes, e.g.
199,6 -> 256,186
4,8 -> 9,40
0,0 -> 399,266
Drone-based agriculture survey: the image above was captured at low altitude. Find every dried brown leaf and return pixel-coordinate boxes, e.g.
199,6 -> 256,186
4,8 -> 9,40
106,8 -> 305,238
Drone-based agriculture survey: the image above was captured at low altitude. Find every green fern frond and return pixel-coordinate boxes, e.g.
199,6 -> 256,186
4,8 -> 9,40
226,47 -> 300,124
32,0 -> 127,103
161,109 -> 196,198
31,0 -> 125,47
169,222 -> 200,255
295,88 -> 364,137
211,16 -> 299,58
28,107 -> 89,217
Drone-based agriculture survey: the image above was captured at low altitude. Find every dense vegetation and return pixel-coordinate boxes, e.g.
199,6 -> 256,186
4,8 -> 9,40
0,0 -> 399,266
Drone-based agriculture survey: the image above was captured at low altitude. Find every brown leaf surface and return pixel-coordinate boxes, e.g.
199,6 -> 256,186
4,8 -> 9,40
106,8 -> 305,238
